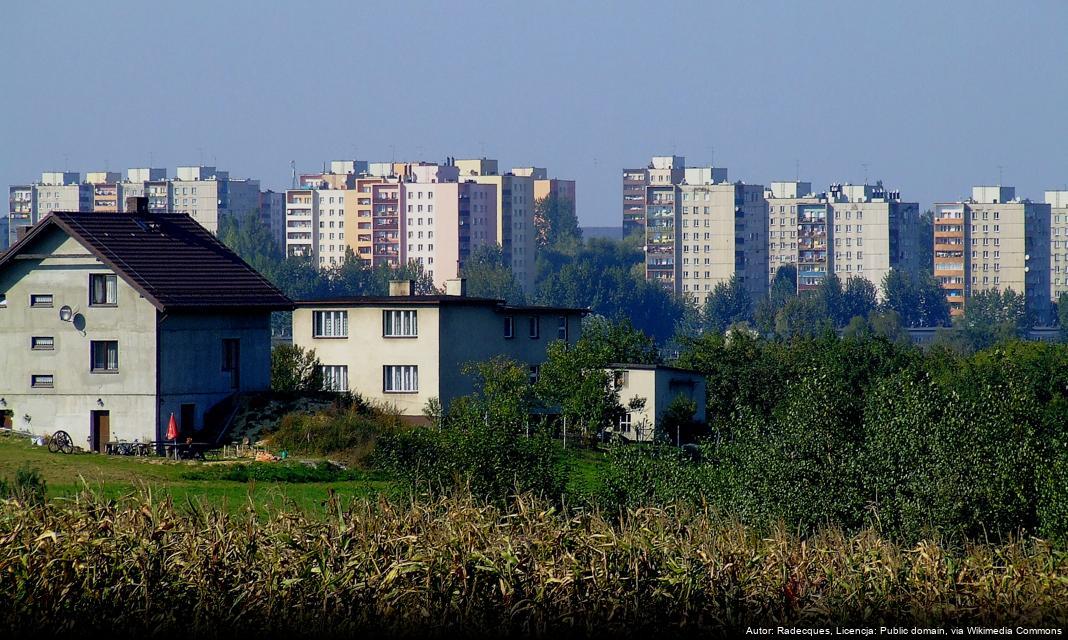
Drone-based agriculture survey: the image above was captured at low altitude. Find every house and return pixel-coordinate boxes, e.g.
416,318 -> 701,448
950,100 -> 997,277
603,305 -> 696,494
0,208 -> 292,450
607,364 -> 706,442
292,279 -> 587,419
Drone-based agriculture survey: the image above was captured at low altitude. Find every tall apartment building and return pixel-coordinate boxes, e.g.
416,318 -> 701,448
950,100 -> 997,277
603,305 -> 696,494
260,190 -> 286,250
1046,190 -> 1068,302
454,159 -> 536,293
934,186 -> 1051,319
85,172 -> 122,212
171,166 -> 261,234
8,172 -> 92,245
7,184 -> 35,247
623,156 -> 727,239
284,188 -> 349,267
122,168 -> 170,213
767,181 -> 920,296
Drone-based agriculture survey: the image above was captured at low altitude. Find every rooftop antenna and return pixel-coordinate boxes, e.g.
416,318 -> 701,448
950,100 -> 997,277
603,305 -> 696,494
997,165 -> 1004,186
149,152 -> 154,168
861,162 -> 869,185
795,159 -> 800,182
198,148 -> 204,166
290,160 -> 297,189
710,145 -> 715,168
390,144 -> 396,163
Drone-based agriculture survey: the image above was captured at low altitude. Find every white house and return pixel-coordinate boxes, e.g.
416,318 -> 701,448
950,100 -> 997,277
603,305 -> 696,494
608,364 -> 706,442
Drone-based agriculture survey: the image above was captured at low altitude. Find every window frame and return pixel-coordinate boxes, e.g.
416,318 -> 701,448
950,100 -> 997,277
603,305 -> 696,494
382,309 -> 418,338
90,340 -> 120,373
31,336 -> 55,351
30,294 -> 53,308
319,364 -> 349,392
557,315 -> 568,340
504,316 -> 515,339
383,365 -> 419,394
312,310 -> 349,338
89,273 -> 118,307
31,374 -> 54,389
528,316 -> 540,339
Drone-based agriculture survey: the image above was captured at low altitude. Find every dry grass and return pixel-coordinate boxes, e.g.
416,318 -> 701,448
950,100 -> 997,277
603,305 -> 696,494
1,490 -> 1066,637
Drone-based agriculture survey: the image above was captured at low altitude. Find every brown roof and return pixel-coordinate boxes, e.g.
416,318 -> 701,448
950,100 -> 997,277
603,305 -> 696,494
0,211 -> 292,312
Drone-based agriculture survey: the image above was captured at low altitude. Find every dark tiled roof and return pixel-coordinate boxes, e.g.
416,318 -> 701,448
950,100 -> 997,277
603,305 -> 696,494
0,211 -> 292,312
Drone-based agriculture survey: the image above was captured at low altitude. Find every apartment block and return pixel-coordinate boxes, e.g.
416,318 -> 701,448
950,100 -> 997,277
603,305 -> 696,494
677,181 -> 767,306
454,160 -> 536,293
284,188 -> 350,267
171,166 -> 261,235
85,172 -> 122,212
260,190 -> 286,250
1046,190 -> 1068,301
765,181 -> 818,284
934,186 -> 1051,319
622,167 -> 649,238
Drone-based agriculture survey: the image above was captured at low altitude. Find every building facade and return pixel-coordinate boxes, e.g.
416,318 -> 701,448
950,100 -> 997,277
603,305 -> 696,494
292,281 -> 585,418
934,186 -> 1051,320
1047,190 -> 1068,302
607,364 -> 706,443
0,209 -> 290,448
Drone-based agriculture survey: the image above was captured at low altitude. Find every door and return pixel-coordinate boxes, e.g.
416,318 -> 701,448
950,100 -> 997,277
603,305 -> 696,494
222,339 -> 240,390
91,411 -> 110,453
180,403 -> 196,435
0,410 -> 12,430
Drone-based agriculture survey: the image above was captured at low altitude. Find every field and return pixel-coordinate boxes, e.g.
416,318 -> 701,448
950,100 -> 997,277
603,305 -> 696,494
0,432 -> 394,513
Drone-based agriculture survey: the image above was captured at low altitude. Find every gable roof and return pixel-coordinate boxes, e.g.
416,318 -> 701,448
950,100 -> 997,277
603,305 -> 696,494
0,211 -> 292,312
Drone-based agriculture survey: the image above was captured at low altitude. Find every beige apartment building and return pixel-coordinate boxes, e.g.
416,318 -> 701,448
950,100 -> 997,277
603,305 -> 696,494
934,186 -> 1052,320
607,364 -> 706,443
454,160 -> 537,293
1047,190 -> 1068,301
0,208 -> 289,447
292,280 -> 586,419
171,166 -> 261,235
85,172 -> 122,212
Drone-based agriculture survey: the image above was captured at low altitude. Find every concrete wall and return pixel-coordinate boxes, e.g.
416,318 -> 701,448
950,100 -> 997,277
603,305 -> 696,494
0,227 -> 159,446
158,311 -> 272,439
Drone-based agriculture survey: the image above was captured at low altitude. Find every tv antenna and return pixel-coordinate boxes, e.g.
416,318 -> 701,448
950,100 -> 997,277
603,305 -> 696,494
290,160 -> 296,189
861,162 -> 869,185
997,165 -> 1004,186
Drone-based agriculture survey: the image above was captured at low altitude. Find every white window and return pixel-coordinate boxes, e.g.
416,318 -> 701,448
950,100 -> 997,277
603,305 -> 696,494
31,336 -> 54,350
504,316 -> 515,338
619,412 -> 632,434
30,294 -> 53,307
31,374 -> 54,389
383,310 -> 417,337
557,316 -> 568,340
528,365 -> 540,385
528,316 -> 540,339
313,310 -> 348,338
383,365 -> 418,393
90,341 -> 119,372
90,274 -> 117,305
319,365 -> 348,392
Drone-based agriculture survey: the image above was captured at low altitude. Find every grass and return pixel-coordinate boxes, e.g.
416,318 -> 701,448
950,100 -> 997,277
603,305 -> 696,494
0,432 -> 394,514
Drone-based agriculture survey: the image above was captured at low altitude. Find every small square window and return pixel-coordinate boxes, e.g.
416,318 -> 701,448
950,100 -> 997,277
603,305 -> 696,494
90,274 -> 117,306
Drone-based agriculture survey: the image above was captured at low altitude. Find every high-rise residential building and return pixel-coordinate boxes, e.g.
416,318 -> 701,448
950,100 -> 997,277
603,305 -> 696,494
1046,190 -> 1068,302
677,180 -> 767,307
622,167 -> 649,238
514,166 -> 577,247
7,184 -> 35,247
122,168 -> 171,213
85,172 -> 122,212
934,186 -> 1051,319
623,156 -> 727,241
454,159 -> 536,293
260,189 -> 286,249
284,187 -> 350,267
171,166 -> 260,234
766,181 -> 920,296
9,172 -> 93,244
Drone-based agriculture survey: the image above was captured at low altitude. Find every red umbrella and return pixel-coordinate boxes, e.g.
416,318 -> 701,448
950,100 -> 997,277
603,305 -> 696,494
166,413 -> 179,441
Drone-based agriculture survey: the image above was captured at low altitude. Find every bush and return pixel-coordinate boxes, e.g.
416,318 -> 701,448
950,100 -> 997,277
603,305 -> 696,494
181,461 -> 365,483
0,464 -> 47,505
265,400 -> 406,467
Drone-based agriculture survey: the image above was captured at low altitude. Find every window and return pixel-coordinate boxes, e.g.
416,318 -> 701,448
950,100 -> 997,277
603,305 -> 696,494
619,412 -> 632,434
90,341 -> 119,372
504,316 -> 515,339
320,365 -> 348,392
32,374 -> 54,389
383,365 -> 418,393
31,336 -> 54,350
313,310 -> 348,338
528,316 -> 540,339
557,316 -> 569,340
30,294 -> 53,308
612,370 -> 629,390
221,339 -> 240,372
528,365 -> 540,385
383,310 -> 418,337
90,274 -> 117,306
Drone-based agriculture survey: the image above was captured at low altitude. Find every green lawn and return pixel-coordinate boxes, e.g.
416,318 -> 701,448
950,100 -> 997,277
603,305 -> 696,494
0,432 -> 610,513
0,432 -> 394,514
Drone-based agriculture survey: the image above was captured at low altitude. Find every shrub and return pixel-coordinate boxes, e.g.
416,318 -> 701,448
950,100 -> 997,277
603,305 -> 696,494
0,464 -> 47,505
265,400 -> 406,467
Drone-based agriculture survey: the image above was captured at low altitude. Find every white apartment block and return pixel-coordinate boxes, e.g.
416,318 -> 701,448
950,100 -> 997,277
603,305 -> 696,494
284,188 -> 349,267
1046,190 -> 1068,302
171,166 -> 261,235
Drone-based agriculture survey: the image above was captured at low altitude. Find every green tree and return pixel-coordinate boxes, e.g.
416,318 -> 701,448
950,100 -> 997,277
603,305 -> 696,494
1058,292 -> 1068,340
841,276 -> 878,325
882,268 -> 950,327
959,287 -> 1028,350
535,339 -> 624,442
533,192 -> 581,250
461,245 -> 526,304
580,316 -> 660,365
775,295 -> 833,340
754,265 -> 797,334
270,344 -> 323,392
702,274 -> 753,333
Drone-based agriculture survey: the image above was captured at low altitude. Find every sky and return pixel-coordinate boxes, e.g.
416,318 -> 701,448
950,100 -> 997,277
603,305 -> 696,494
2,0 -> 1068,226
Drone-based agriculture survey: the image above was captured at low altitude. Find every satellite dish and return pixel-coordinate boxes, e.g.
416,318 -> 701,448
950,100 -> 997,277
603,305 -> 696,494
59,306 -> 73,322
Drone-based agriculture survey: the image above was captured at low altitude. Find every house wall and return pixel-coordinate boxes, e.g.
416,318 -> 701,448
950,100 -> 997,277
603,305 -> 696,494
613,368 -> 706,443
157,311 -> 273,439
0,228 -> 159,446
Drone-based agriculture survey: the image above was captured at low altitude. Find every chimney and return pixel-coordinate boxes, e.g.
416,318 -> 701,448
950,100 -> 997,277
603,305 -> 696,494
444,278 -> 467,297
389,279 -> 416,297
124,196 -> 148,214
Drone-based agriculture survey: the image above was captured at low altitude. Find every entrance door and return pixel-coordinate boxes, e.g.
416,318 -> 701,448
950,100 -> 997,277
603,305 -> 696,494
180,403 -> 196,435
91,411 -> 110,453
0,410 -> 12,430
222,339 -> 241,390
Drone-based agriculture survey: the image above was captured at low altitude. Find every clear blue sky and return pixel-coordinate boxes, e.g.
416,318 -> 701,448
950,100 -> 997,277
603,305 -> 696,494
3,0 -> 1067,226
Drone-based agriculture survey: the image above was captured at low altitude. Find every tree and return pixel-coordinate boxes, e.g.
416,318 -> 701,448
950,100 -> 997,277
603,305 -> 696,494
580,316 -> 661,365
754,265 -> 797,334
959,288 -> 1028,350
659,395 -> 701,445
775,295 -> 834,340
270,344 -> 323,392
461,245 -> 526,304
841,276 -> 878,325
1058,292 -> 1068,341
882,268 -> 950,327
535,338 -> 625,442
702,274 -> 753,333
533,192 -> 581,250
